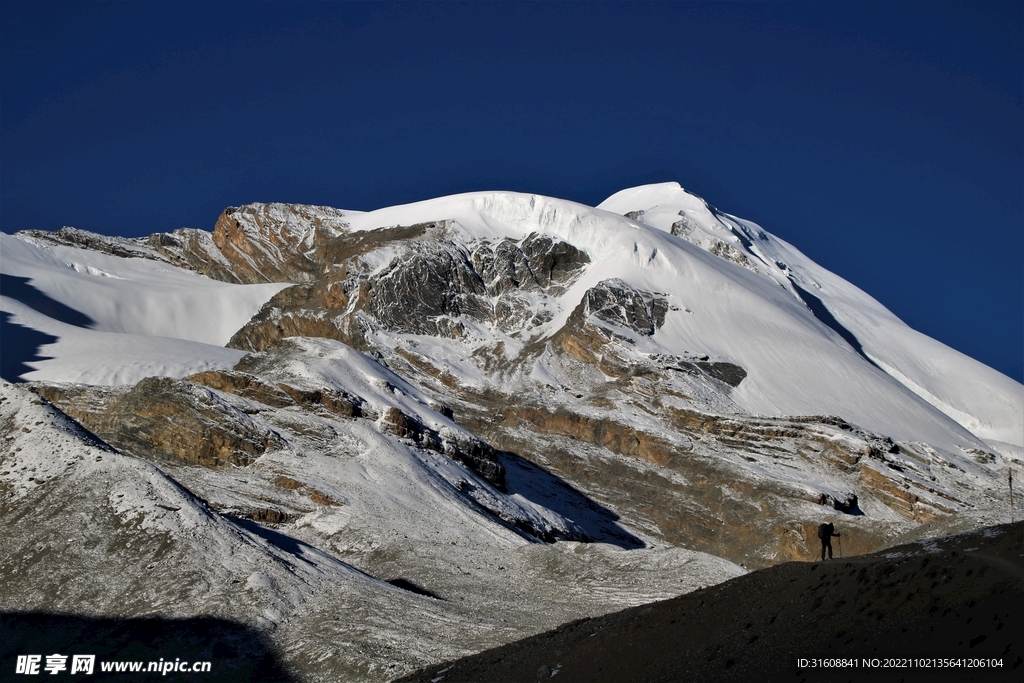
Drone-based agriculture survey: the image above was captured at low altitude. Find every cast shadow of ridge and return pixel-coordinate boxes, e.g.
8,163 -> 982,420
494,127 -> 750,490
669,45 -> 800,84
1,612 -> 297,682
1,273 -> 97,382
0,312 -> 59,382
1,274 -> 95,327
499,451 -> 646,549
789,279 -> 881,370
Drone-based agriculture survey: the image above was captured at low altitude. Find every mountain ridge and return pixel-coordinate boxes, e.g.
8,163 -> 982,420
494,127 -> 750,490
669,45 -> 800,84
2,182 -> 1020,680
10,183 -> 1018,452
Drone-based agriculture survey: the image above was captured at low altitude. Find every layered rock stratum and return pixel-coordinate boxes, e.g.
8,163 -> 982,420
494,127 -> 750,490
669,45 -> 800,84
2,183 -> 1021,681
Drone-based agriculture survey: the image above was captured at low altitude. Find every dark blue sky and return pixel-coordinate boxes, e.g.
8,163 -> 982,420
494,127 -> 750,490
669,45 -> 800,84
2,1 -> 1021,381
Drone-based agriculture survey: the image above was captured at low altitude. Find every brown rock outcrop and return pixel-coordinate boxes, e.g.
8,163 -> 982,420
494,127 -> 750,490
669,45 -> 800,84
210,203 -> 350,283
858,465 -> 957,523
379,406 -> 507,490
187,368 -> 370,420
186,370 -> 297,408
435,379 -> 965,567
228,228 -> 591,351
32,378 -> 285,469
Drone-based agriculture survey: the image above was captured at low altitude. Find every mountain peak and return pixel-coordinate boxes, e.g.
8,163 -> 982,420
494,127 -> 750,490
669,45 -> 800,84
3,181 -> 1020,681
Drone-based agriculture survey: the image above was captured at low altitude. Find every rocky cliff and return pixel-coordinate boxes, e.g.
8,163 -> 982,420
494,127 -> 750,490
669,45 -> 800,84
5,185 -> 1018,682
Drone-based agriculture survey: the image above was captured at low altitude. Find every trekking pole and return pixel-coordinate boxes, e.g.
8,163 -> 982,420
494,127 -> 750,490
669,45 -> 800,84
838,533 -> 842,559
1011,469 -> 1015,524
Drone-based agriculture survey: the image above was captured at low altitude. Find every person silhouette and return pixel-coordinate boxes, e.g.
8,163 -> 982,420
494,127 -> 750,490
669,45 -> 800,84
817,522 -> 840,560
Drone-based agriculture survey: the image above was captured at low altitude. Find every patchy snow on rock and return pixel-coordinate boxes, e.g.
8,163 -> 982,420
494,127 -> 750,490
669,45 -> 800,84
0,382 -> 377,619
335,185 -> 1019,457
3,179 -> 1019,682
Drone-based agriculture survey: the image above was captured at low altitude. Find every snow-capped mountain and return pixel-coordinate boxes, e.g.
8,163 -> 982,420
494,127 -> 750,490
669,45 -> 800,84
1,183 -> 1020,681
7,184 -> 1018,454
599,183 -> 1021,452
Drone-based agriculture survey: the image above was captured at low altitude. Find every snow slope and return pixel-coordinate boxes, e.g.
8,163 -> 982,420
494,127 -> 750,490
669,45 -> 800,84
232,336 -> 594,542
1,232 -> 289,384
3,182 -> 1019,455
599,183 -> 1023,451
0,382 -> 380,625
2,183 -> 1017,679
331,187 -> 1020,455
1,372 -> 747,681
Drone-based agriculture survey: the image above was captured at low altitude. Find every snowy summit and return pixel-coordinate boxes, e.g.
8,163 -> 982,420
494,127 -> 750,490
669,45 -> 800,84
1,182 -> 1021,681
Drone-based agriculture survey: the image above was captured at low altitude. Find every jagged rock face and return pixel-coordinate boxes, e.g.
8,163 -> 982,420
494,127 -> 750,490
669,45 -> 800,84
14,205 -> 353,286
365,231 -> 589,338
367,232 -> 590,338
363,234 -> 589,338
370,242 -> 491,337
690,361 -> 747,387
226,280 -> 368,351
223,222 -> 443,350
578,278 -> 668,337
473,233 -> 590,295
32,378 -> 286,468
211,203 -> 350,283
228,229 -> 590,350
15,227 -> 158,260
144,228 -> 247,283
549,281 -> 685,380
709,239 -> 753,268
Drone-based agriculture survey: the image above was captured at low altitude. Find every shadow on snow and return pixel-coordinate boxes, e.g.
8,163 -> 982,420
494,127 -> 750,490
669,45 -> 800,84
1,274 -> 96,382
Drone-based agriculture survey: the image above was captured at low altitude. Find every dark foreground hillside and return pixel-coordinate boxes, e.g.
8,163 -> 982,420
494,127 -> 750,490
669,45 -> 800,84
398,522 -> 1023,683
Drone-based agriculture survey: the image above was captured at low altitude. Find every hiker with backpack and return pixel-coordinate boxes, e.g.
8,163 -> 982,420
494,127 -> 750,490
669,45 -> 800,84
817,522 -> 840,561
